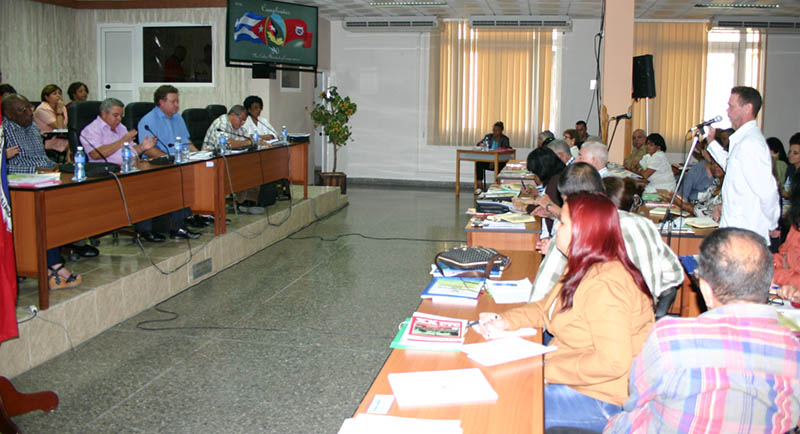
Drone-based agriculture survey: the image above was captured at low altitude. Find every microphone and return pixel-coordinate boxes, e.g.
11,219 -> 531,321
216,128 -> 249,140
144,125 -> 173,149
78,130 -> 110,164
256,118 -> 279,138
611,112 -> 632,121
690,115 -> 723,132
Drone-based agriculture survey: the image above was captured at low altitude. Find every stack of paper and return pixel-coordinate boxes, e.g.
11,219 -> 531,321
338,414 -> 462,434
7,173 -> 61,188
421,277 -> 484,305
649,206 -> 691,218
391,312 -> 468,351
482,220 -> 526,230
388,368 -> 498,408
485,278 -> 533,303
684,216 -> 719,228
486,212 -> 535,224
461,337 -> 557,366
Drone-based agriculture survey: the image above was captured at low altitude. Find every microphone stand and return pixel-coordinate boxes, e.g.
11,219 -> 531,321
660,128 -> 704,245
605,117 -> 624,153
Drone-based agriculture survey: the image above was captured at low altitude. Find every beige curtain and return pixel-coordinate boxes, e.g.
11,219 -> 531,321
430,21 -> 553,147
632,22 -> 708,153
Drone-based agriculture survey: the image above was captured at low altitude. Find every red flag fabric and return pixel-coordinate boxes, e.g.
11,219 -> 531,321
0,98 -> 19,343
284,19 -> 313,49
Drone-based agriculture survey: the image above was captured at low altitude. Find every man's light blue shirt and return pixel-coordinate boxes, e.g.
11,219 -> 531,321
137,106 -> 190,155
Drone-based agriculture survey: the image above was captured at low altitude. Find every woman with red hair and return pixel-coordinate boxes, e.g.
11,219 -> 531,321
478,192 -> 655,431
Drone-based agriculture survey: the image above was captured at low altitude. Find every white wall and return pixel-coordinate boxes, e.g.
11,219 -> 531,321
559,19 -> 603,137
763,33 -> 800,145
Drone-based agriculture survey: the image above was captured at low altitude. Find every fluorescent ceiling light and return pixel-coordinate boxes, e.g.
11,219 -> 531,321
370,1 -> 447,6
694,3 -> 780,8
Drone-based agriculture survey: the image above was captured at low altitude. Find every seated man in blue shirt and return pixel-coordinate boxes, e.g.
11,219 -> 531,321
136,85 -> 200,240
137,85 -> 196,156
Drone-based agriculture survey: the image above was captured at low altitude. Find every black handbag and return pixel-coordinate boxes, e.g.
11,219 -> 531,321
434,246 -> 510,278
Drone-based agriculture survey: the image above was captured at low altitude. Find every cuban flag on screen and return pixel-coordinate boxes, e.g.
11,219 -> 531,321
234,12 -> 267,45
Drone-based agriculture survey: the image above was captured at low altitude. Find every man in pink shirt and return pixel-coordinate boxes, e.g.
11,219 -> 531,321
80,98 -> 157,164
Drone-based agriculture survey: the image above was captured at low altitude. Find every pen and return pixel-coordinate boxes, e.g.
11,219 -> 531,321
467,314 -> 500,328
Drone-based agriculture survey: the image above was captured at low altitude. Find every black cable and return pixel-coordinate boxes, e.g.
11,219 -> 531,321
135,304 -> 393,339
289,232 -> 465,243
109,171 -> 197,275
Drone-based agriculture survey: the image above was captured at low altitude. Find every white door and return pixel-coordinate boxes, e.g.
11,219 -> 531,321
98,25 -> 137,104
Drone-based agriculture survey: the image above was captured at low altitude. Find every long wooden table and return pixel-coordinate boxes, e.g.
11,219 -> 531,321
455,149 -> 516,195
10,143 -> 308,310
353,250 -> 544,434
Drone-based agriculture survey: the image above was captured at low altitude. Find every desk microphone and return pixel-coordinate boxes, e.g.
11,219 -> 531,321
216,128 -> 249,140
78,130 -> 111,164
256,118 -> 278,138
144,125 -> 173,149
611,112 -> 632,121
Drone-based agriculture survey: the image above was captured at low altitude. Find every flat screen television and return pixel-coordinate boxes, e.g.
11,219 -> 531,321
226,0 -> 318,70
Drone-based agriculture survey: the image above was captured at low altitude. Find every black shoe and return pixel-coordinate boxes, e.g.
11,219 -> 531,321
139,231 -> 166,243
185,215 -> 208,229
170,228 -> 201,240
74,244 -> 100,257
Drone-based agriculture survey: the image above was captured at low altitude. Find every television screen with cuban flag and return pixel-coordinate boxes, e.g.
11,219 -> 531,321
226,0 -> 318,68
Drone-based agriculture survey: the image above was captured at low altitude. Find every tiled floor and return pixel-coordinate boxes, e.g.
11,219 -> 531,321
10,185 -> 475,433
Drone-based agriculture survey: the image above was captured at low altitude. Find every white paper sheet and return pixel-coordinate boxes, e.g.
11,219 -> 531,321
461,337 -> 557,366
388,368 -> 498,408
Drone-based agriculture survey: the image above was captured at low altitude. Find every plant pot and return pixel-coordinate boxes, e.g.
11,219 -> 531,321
320,172 -> 347,194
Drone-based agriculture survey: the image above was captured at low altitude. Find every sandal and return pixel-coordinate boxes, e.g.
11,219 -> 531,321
48,264 -> 82,290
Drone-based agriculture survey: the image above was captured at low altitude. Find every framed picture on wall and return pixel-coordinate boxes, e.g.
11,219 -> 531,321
281,70 -> 301,92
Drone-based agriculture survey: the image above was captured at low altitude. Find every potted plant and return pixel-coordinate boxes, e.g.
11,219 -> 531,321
310,86 -> 357,194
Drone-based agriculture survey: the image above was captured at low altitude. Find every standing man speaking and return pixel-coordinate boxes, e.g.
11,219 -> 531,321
705,86 -> 779,244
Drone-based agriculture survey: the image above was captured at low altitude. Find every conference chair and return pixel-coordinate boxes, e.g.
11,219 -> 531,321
67,100 -> 102,157
181,108 -> 212,149
122,102 -> 155,141
205,104 -> 227,120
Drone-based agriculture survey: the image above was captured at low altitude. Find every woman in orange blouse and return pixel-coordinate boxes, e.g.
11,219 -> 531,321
477,192 -> 654,432
33,84 -> 69,154
774,175 -> 800,292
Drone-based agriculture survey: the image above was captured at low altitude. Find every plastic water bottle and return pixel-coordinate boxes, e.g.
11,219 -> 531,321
174,136 -> 184,164
121,142 -> 132,173
281,125 -> 288,143
482,137 -> 490,151
218,134 -> 228,155
73,146 -> 86,182
252,132 -> 259,148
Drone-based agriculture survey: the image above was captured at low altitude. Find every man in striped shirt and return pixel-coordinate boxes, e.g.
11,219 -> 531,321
605,228 -> 800,433
2,94 -> 56,174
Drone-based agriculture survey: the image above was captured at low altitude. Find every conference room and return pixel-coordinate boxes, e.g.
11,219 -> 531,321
1,0 -> 800,432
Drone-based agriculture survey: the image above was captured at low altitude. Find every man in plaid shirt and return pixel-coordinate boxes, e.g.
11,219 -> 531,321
605,228 -> 800,433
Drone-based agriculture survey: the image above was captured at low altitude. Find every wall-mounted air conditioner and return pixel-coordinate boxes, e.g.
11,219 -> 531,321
712,15 -> 800,33
469,15 -> 572,30
343,16 -> 439,32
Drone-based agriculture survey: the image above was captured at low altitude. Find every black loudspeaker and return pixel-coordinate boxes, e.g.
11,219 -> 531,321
632,54 -> 656,99
252,63 -> 276,79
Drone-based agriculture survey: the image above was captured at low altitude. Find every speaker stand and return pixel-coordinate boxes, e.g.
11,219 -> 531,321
645,97 -> 650,135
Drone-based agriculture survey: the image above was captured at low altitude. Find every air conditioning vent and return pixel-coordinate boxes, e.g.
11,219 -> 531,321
469,15 -> 572,30
712,15 -> 800,33
343,16 -> 439,32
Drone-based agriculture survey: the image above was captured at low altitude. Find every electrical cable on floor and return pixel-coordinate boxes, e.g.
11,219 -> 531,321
288,233 -> 466,243
109,171 -> 200,275
17,309 -> 75,350
134,306 -> 394,339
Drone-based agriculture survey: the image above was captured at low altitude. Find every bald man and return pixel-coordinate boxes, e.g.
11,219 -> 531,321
624,129 -> 647,171
576,141 -> 609,177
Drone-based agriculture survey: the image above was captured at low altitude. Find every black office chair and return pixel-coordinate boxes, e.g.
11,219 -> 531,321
182,108 -> 212,149
205,104 -> 227,120
122,102 -> 155,141
67,100 -> 102,156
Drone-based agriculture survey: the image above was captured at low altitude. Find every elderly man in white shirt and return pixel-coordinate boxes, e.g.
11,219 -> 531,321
575,141 -> 610,177
705,86 -> 779,244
